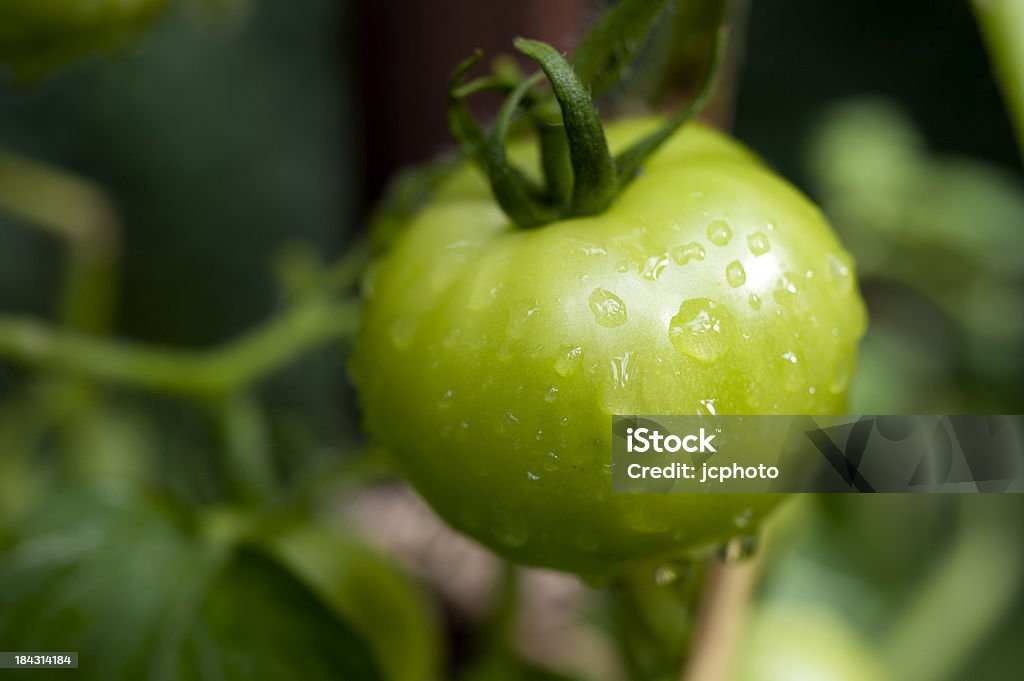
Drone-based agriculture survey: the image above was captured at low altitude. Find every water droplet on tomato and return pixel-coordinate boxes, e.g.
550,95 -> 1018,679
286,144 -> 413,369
748,293 -> 762,310
707,219 -> 732,246
588,288 -> 628,327
827,252 -> 853,292
726,260 -> 746,288
720,535 -> 760,562
555,345 -> 584,377
671,241 -> 705,265
438,389 -> 453,409
544,386 -> 559,402
781,350 -> 803,391
544,451 -> 560,471
669,298 -> 731,363
747,231 -> 770,255
654,564 -> 679,586
733,507 -> 754,529
640,254 -> 669,280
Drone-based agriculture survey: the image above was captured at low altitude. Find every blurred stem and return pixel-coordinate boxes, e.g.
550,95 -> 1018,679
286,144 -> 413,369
479,561 -> 522,654
0,150 -> 120,334
973,0 -> 1024,158
0,298 -> 360,398
611,559 -> 707,681
218,392 -> 276,503
681,546 -> 761,681
881,498 -> 1024,681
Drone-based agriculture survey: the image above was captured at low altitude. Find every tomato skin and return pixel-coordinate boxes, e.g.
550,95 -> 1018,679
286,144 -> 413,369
352,118 -> 866,574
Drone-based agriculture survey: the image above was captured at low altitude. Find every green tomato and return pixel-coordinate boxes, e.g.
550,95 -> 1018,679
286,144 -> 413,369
352,118 -> 866,574
0,0 -> 165,77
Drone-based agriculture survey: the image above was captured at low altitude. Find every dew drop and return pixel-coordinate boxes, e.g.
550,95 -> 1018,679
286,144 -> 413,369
555,345 -> 585,377
544,386 -> 559,403
438,389 -> 454,409
615,260 -> 630,273
544,451 -> 560,472
506,302 -> 540,339
707,219 -> 733,246
719,535 -> 760,563
698,398 -> 718,415
640,254 -> 669,281
669,298 -> 732,363
827,252 -> 853,292
527,471 -> 540,481
671,241 -> 706,265
610,351 -> 637,389
733,507 -> 754,529
654,564 -> 679,586
725,260 -> 746,288
772,273 -> 800,307
747,231 -> 770,256
748,293 -> 762,310
588,288 -> 628,327
780,350 -> 803,391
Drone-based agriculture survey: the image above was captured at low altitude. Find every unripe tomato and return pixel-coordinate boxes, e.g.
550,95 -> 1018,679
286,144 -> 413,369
352,119 -> 866,574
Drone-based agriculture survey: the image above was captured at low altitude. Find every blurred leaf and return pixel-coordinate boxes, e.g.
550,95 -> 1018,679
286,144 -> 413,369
0,0 -> 167,80
732,606 -> 889,681
268,522 -> 444,681
808,98 -> 1024,409
0,488 -> 383,681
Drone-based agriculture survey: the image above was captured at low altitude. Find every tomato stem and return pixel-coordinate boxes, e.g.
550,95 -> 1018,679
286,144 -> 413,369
445,3 -> 729,228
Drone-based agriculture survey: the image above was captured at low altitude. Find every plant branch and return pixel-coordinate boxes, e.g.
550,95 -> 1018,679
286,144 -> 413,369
0,150 -> 121,334
0,298 -> 360,399
681,545 -> 762,681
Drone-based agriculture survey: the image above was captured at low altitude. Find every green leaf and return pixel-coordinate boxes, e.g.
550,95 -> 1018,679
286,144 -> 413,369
268,523 -> 444,681
570,0 -> 675,99
0,488 -> 384,681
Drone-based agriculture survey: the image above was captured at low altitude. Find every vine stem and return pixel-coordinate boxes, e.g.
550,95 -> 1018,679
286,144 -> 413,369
0,298 -> 360,398
0,150 -> 120,334
681,546 -> 762,681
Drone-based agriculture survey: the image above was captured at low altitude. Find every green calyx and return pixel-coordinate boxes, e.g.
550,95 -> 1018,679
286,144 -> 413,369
446,0 -> 727,229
